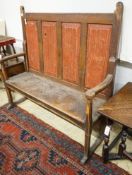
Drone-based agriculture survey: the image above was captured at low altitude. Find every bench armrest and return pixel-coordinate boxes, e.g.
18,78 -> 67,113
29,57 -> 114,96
0,52 -> 25,64
85,74 -> 113,100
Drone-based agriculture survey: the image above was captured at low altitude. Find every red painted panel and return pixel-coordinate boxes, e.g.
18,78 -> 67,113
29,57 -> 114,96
85,24 -> 112,88
62,23 -> 80,84
26,21 -> 40,72
42,22 -> 58,77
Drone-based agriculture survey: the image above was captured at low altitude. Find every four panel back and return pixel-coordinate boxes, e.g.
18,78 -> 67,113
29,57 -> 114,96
23,12 -> 120,94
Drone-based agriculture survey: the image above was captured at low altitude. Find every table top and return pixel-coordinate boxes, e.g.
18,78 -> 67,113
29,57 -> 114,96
98,82 -> 132,129
0,35 -> 16,46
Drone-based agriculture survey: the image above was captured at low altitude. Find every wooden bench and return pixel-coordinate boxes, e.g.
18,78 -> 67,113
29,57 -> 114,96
0,2 -> 123,163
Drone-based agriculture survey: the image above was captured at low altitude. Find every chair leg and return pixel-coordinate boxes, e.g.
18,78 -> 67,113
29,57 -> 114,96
2,46 -> 7,56
10,44 -> 18,62
5,87 -> 14,109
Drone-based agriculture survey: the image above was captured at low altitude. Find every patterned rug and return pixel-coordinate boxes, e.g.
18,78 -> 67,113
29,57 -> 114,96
0,106 -> 130,175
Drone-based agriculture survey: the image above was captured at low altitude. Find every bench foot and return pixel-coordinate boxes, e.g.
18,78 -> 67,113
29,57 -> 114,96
80,155 -> 88,164
7,103 -> 14,110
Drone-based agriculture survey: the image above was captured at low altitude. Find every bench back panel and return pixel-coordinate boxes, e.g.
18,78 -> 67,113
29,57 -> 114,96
62,23 -> 80,84
42,22 -> 58,77
25,20 -> 113,86
25,21 -> 40,72
22,4 -> 123,95
85,24 -> 112,88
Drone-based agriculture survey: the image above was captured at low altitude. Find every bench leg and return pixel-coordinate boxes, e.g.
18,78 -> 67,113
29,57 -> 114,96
81,101 -> 92,164
6,87 -> 14,109
81,130 -> 91,164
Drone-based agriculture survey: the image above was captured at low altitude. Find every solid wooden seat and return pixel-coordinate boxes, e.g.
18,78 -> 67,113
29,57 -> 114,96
7,72 -> 106,124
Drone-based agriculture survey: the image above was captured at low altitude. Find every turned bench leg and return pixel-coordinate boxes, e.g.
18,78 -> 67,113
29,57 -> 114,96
6,87 -> 14,109
81,129 -> 91,164
81,100 -> 92,164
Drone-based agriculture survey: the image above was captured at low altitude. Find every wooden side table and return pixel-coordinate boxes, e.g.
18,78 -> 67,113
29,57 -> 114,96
0,35 -> 16,56
98,82 -> 132,163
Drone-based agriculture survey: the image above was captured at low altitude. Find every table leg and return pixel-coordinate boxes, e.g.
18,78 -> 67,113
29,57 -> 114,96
102,125 -> 111,163
102,123 -> 123,163
103,135 -> 110,163
10,43 -> 16,54
118,130 -> 127,157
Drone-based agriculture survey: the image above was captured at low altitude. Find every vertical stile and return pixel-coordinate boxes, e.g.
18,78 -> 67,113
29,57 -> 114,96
107,2 -> 123,96
37,21 -> 44,74
79,23 -> 87,89
108,2 -> 123,74
107,15 -> 117,76
20,6 -> 29,71
109,16 -> 117,59
57,22 -> 62,79
114,1 -> 124,59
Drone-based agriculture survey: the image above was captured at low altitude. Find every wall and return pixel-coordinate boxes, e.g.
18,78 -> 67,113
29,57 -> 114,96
0,0 -> 22,48
0,0 -> 132,90
0,0 -> 132,62
114,63 -> 132,92
0,20 -> 5,35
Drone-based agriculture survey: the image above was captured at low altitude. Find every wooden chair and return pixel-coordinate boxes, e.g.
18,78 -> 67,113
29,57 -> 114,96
0,36 -> 25,82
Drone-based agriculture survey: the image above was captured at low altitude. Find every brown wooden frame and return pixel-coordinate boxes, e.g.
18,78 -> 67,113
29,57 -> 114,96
0,2 -> 123,164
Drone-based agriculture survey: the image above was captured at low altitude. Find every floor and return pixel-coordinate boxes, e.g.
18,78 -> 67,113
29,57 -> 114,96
0,81 -> 131,174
